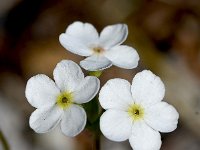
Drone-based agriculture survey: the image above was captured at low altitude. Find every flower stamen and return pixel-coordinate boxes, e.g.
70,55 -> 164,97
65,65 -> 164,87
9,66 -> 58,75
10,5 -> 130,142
56,92 -> 73,109
62,97 -> 69,103
134,109 -> 139,115
93,47 -> 104,55
128,103 -> 144,121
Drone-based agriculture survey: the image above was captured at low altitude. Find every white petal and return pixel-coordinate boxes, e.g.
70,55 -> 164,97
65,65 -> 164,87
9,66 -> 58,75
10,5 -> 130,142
145,102 -> 179,133
80,55 -> 112,71
53,60 -> 84,92
131,70 -> 165,106
100,109 -> 132,142
60,104 -> 86,137
129,121 -> 161,150
99,24 -> 128,49
25,74 -> 60,108
73,76 -> 100,104
66,21 -> 99,46
29,105 -> 62,133
104,45 -> 139,69
99,78 -> 134,110
59,34 -> 93,56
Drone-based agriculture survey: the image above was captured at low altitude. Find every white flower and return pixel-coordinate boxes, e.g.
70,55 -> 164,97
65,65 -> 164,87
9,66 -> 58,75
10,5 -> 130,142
99,70 -> 179,150
25,60 -> 100,137
59,21 -> 139,71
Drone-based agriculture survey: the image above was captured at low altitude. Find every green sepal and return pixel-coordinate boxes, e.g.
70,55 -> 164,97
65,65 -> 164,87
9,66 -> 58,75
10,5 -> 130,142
88,71 -> 103,78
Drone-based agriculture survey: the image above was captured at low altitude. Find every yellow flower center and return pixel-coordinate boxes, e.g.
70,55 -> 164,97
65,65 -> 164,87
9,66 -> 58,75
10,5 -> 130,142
128,103 -> 144,121
56,92 -> 73,109
93,47 -> 104,55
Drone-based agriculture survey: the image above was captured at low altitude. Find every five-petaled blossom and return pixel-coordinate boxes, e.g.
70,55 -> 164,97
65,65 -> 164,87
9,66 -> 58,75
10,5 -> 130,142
99,70 -> 179,150
59,21 -> 139,71
25,60 -> 100,137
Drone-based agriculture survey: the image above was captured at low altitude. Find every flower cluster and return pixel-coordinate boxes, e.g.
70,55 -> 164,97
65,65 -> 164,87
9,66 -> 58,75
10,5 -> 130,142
25,21 -> 179,150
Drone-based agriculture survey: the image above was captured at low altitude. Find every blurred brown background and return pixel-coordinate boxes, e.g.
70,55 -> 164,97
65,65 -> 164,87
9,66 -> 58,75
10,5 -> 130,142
0,0 -> 200,150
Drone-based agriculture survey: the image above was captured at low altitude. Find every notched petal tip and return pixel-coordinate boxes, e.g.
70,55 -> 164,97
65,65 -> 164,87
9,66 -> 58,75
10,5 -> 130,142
61,105 -> 87,137
145,101 -> 179,133
29,106 -> 62,133
65,21 -> 96,33
73,76 -> 100,104
64,21 -> 99,47
53,59 -> 84,92
80,56 -> 112,71
104,45 -> 140,69
59,33 -> 93,57
100,109 -> 132,142
131,70 -> 165,106
99,78 -> 134,110
99,23 -> 128,48
129,122 -> 162,150
25,74 -> 59,108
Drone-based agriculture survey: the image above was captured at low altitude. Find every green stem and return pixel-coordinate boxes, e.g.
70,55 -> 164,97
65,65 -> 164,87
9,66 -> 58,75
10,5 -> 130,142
87,70 -> 103,150
0,130 -> 10,150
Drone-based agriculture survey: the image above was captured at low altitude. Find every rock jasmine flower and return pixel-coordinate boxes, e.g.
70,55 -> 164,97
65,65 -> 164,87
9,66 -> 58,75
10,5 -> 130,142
99,70 -> 179,150
59,21 -> 139,71
25,60 -> 100,137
